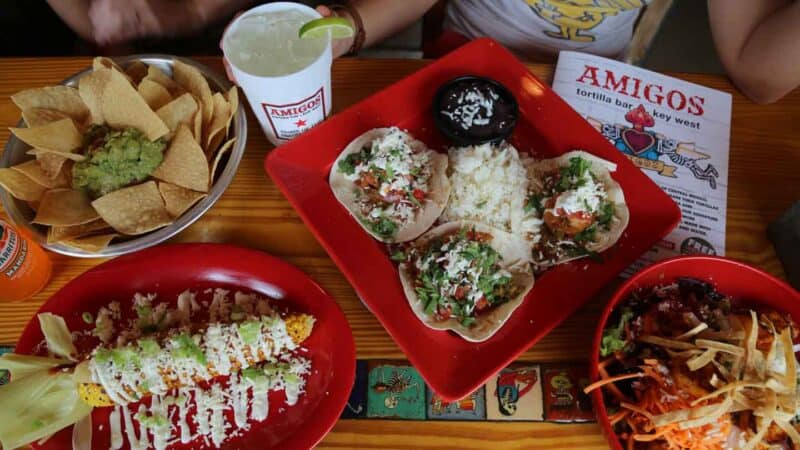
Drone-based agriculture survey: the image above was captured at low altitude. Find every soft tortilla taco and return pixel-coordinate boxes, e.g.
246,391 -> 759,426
329,127 -> 450,243
398,221 -> 534,342
523,150 -> 629,271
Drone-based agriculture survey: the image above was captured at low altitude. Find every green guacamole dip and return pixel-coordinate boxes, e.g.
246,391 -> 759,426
72,126 -> 165,198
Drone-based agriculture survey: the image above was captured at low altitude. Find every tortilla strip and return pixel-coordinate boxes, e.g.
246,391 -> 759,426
144,65 -> 179,94
329,128 -> 451,243
78,68 -> 111,124
399,221 -> 535,342
210,138 -> 236,182
205,92 -> 231,155
27,148 -> 86,162
21,108 -> 72,128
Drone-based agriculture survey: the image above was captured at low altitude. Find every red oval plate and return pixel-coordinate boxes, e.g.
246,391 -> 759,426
14,243 -> 355,450
589,256 -> 800,450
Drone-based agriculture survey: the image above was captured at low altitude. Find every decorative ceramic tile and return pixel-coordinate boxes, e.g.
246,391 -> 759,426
543,365 -> 595,422
485,365 -> 543,421
0,346 -> 12,386
366,362 -> 426,419
341,360 -> 368,419
426,386 -> 486,420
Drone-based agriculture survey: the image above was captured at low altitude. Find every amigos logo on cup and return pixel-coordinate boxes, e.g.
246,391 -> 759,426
262,87 -> 327,140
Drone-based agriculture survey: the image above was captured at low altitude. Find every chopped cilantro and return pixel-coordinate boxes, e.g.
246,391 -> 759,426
385,164 -> 394,180
406,187 -> 422,207
476,200 -> 487,208
390,250 -> 406,262
557,156 -> 590,191
573,224 -> 597,244
600,308 -> 634,357
524,194 -> 543,214
597,202 -> 615,228
368,217 -> 398,239
460,317 -> 476,327
337,158 -> 356,175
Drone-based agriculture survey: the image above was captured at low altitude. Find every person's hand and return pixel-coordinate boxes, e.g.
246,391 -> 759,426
89,0 -> 161,46
316,5 -> 355,58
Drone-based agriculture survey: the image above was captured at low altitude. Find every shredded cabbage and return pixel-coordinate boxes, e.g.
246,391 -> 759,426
38,313 -> 78,361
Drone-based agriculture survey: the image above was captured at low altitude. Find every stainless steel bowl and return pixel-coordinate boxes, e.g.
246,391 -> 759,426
0,54 -> 248,258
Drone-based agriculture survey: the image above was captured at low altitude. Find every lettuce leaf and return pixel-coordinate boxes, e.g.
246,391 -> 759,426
38,313 -> 77,361
600,309 -> 634,357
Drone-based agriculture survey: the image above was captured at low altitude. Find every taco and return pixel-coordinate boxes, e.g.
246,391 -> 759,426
398,221 -> 534,342
523,150 -> 629,271
329,127 -> 450,243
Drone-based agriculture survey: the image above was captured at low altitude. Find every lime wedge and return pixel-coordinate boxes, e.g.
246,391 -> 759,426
298,17 -> 355,40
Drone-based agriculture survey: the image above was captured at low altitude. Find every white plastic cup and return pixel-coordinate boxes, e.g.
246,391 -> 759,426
222,2 -> 333,146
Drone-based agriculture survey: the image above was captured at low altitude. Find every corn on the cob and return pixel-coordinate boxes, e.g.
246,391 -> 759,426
80,313 -> 314,407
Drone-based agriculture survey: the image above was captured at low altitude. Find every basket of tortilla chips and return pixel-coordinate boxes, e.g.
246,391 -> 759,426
0,55 -> 246,257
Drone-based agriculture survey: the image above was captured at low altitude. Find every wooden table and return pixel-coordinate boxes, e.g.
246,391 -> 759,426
0,57 -> 798,449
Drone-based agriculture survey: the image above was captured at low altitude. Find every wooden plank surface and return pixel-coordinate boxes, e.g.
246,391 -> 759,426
0,56 -> 797,449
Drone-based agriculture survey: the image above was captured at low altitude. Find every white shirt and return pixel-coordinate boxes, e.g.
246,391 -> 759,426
444,0 -> 650,60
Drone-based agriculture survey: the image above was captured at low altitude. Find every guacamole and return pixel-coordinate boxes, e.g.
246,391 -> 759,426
72,126 -> 165,198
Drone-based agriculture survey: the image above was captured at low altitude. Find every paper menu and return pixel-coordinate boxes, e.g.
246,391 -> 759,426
552,51 -> 732,276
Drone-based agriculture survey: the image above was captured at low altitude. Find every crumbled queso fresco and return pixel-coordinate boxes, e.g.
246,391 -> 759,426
440,84 -> 500,131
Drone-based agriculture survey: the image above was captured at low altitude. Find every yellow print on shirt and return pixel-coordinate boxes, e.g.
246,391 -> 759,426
525,0 -> 645,42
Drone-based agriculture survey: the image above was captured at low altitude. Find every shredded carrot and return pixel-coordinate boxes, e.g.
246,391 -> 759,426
583,372 -> 645,395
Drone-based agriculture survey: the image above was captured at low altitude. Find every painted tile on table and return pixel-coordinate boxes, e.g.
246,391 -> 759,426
426,386 -> 486,420
341,360 -> 368,419
542,365 -> 595,422
366,362 -> 426,419
485,364 -> 543,421
0,346 -> 12,386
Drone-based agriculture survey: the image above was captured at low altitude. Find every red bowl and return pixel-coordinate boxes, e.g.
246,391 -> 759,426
589,256 -> 800,449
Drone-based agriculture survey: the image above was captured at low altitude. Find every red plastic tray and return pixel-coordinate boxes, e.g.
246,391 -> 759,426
16,243 -> 355,450
266,38 -> 681,401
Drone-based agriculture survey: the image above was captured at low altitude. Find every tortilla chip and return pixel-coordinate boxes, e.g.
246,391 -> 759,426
138,79 -> 173,111
101,68 -> 168,141
11,160 -> 69,188
10,118 -> 82,153
21,107 -> 72,128
27,201 -> 40,211
33,189 -> 99,226
158,182 -> 206,218
11,86 -> 89,123
205,92 -> 231,154
91,181 -> 172,235
0,168 -> 47,201
62,233 -> 117,252
124,61 -> 148,84
48,218 -> 110,243
36,152 -> 68,179
225,87 -> 239,135
93,57 -> 126,76
27,148 -> 85,162
156,93 -> 197,133
193,103 -> 203,143
145,65 -> 178,93
151,125 -> 209,192
172,59 -> 213,126
210,137 -> 236,182
78,68 -> 111,124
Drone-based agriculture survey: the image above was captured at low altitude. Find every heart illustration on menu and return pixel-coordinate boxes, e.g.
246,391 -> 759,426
621,128 -> 656,155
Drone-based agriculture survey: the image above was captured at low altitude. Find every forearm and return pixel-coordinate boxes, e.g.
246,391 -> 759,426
709,0 -> 800,104
348,0 -> 437,48
47,0 -> 94,42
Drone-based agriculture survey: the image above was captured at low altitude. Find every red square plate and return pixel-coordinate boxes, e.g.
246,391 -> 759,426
266,38 -> 681,401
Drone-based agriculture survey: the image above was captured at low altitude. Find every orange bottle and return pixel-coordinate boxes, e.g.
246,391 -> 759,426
0,219 -> 51,301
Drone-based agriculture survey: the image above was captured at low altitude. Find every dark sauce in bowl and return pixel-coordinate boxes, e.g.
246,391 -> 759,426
432,76 -> 518,146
